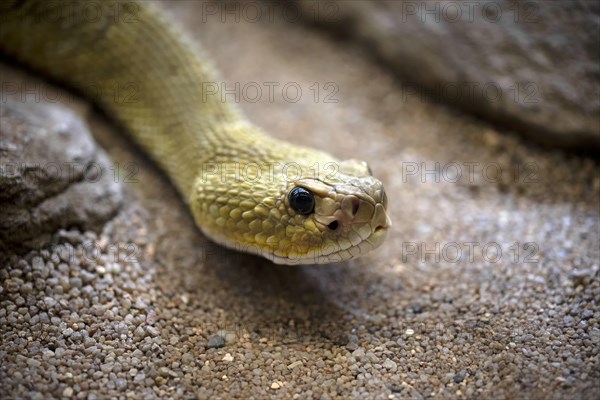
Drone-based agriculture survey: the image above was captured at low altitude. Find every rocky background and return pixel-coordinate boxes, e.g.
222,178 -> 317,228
1,1 -> 599,399
297,0 -> 600,149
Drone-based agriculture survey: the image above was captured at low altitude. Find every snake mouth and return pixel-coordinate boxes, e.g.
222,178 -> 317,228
201,208 -> 391,265
273,224 -> 389,265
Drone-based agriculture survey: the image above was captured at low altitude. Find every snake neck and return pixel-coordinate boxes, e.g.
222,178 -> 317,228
0,0 -> 262,198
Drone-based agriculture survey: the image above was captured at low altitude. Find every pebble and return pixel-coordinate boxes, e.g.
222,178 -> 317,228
146,326 -> 159,337
115,379 -> 127,390
352,348 -> 366,358
383,359 -> 397,372
43,297 -> 57,309
207,335 -> 226,349
146,310 -> 158,325
134,326 -> 146,339
390,385 -> 402,393
181,353 -> 195,365
115,323 -> 128,333
270,382 -> 282,389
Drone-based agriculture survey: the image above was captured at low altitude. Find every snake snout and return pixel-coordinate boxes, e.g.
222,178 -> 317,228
372,203 -> 391,232
338,186 -> 391,235
371,187 -> 391,231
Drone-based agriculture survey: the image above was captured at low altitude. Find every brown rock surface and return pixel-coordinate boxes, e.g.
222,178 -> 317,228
1,1 -> 598,399
297,0 -> 600,149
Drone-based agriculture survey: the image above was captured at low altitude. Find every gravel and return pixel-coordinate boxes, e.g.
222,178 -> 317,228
1,1 -> 598,399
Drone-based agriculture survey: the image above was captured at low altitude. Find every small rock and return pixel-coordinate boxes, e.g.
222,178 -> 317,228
181,353 -> 194,365
43,297 -> 57,309
287,360 -> 303,370
352,348 -> 365,358
216,329 -> 237,344
115,379 -> 127,390
146,326 -> 159,337
207,335 -> 226,349
222,353 -> 234,362
410,303 -> 423,314
134,326 -> 146,340
366,351 -> 379,363
146,310 -> 158,325
27,358 -> 41,368
581,309 -> 594,319
383,359 -> 397,372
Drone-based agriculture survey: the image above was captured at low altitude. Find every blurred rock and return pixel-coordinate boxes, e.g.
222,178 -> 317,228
0,100 -> 123,252
299,0 -> 600,150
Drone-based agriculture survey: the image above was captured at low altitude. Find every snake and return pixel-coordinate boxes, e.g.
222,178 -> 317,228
0,0 -> 391,264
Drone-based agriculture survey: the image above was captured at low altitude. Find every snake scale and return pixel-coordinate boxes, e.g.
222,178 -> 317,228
0,0 -> 390,264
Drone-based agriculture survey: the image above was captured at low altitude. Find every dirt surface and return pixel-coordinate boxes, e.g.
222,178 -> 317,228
1,1 -> 599,399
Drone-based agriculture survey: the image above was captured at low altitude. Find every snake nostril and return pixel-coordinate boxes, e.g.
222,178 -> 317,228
351,197 -> 360,217
328,221 -> 339,230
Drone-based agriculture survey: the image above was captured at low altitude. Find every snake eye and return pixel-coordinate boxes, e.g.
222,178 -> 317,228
289,187 -> 315,215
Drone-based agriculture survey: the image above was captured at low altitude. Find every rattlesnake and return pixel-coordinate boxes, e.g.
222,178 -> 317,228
0,0 -> 390,264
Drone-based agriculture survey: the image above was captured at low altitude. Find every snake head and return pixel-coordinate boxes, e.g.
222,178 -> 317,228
190,156 -> 391,265
277,159 -> 391,264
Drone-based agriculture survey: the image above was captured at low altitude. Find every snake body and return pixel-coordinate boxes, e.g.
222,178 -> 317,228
0,0 -> 390,264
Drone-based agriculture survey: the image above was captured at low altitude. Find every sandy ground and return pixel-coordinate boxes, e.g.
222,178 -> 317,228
1,1 -> 599,399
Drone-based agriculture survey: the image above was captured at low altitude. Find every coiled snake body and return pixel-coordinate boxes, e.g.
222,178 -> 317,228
0,0 -> 391,264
